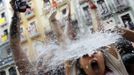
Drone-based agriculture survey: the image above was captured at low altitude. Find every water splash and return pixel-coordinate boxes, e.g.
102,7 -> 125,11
37,31 -> 121,71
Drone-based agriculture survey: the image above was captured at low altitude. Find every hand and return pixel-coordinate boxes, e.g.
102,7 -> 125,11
10,0 -> 30,12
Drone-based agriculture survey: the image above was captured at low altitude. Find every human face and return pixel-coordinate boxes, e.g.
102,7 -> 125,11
79,51 -> 105,75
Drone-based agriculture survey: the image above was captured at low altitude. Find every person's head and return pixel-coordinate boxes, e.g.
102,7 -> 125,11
79,51 -> 105,75
115,38 -> 134,54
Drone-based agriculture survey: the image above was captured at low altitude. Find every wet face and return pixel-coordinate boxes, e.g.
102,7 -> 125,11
79,51 -> 105,75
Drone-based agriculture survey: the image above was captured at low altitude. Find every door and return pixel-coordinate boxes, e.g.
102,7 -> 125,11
121,14 -> 132,25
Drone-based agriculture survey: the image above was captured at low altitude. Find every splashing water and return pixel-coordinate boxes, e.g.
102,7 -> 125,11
37,31 -> 121,71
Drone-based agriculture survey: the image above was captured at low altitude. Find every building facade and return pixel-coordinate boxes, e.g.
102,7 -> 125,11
19,0 -> 46,62
0,0 -> 133,74
0,0 -> 19,75
70,0 -> 134,32
93,0 -> 134,30
19,0 -> 71,62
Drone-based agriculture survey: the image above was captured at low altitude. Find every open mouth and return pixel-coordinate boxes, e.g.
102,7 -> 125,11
91,60 -> 99,74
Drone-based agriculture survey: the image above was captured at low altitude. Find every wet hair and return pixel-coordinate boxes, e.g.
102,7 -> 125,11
76,59 -> 87,75
82,54 -> 89,58
115,38 -> 134,74
115,38 -> 134,55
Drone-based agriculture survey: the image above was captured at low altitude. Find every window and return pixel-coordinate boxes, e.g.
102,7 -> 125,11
83,6 -> 92,26
62,8 -> 67,15
0,0 -> 3,7
114,0 -> 122,6
25,1 -> 35,19
44,0 -> 53,14
44,0 -> 50,6
25,8 -> 34,19
113,0 -> 128,10
97,0 -> 109,15
28,21 -> 38,37
4,29 -> 8,35
1,12 -> 5,18
25,9 -> 32,15
44,0 -> 50,3
6,48 -> 12,56
9,67 -> 17,75
30,21 -> 37,29
0,71 -> 6,75
1,29 -> 8,42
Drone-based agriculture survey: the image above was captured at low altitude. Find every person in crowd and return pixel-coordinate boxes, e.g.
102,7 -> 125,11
75,48 -> 128,75
115,38 -> 134,75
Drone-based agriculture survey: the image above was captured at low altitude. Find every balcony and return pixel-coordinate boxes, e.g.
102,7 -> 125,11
113,0 -> 129,13
57,0 -> 67,8
0,42 -> 14,69
43,3 -> 52,15
0,18 -> 7,27
43,0 -> 67,15
25,9 -> 35,20
100,11 -> 112,19
96,0 -> 112,19
0,55 -> 14,69
0,35 -> 9,46
28,22 -> 40,38
0,2 -> 4,11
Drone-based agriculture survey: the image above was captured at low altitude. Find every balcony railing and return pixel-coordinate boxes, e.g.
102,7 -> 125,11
43,0 -> 52,15
0,41 -> 14,68
57,0 -> 67,8
0,36 -> 9,46
0,55 -> 14,68
25,9 -> 35,20
95,0 -> 112,19
113,0 -> 129,12
0,18 -> 7,27
100,11 -> 112,19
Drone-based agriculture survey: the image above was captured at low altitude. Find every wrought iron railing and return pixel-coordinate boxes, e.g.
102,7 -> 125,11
0,55 -> 14,68
113,0 -> 129,12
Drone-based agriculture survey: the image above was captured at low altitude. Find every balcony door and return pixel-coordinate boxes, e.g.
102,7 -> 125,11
120,12 -> 134,30
9,67 -> 17,75
96,0 -> 109,15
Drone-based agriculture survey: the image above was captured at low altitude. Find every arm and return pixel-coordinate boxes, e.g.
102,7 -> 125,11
10,0 -> 33,75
